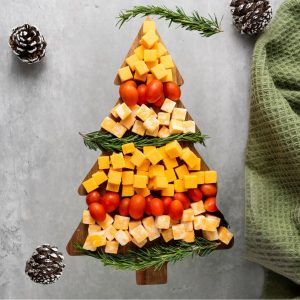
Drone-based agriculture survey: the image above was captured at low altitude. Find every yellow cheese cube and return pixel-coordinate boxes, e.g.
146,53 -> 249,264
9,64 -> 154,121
129,220 -> 142,234
82,210 -> 95,225
106,182 -> 120,193
104,224 -> 117,241
134,45 -> 145,60
118,66 -> 133,82
165,140 -> 183,158
92,171 -> 108,186
161,98 -> 176,113
218,226 -> 233,245
149,164 -> 165,178
141,30 -> 159,48
182,221 -> 194,232
83,235 -> 96,251
158,146 -> 179,169
183,175 -> 198,189
137,170 -> 148,176
142,20 -> 156,34
101,116 -> 116,133
165,168 -> 177,182
133,175 -> 148,188
125,53 -> 140,71
105,240 -> 119,254
145,148 -> 163,165
183,120 -> 196,133
158,126 -> 170,138
194,215 -> 206,230
131,149 -> 146,168
88,224 -> 101,235
110,104 -> 120,118
174,179 -> 186,192
134,60 -> 149,76
97,213 -> 113,229
115,230 -> 131,246
160,54 -> 175,69
143,146 -> 156,155
111,122 -> 127,138
135,187 -> 151,197
153,176 -> 168,189
89,231 -> 106,247
122,185 -> 134,197
162,69 -> 173,82
151,63 -> 167,80
169,119 -> 184,134
122,171 -> 134,185
154,42 -> 168,57
122,143 -> 135,155
132,238 -> 147,248
134,71 -> 147,82
181,148 -> 199,168
82,178 -> 98,193
181,209 -> 195,222
108,169 -> 122,185
110,152 -> 125,169
157,112 -> 170,126
145,127 -> 159,137
155,215 -> 171,229
172,108 -> 187,121
192,171 -> 205,184
161,228 -> 173,242
204,170 -> 217,184
172,224 -> 186,240
191,201 -> 206,216
114,215 -> 130,230
144,49 -> 158,62
136,104 -> 152,121
143,116 -> 160,133
120,114 -> 136,130
130,224 -> 149,243
98,155 -> 110,169
116,103 -> 132,120
175,164 -> 189,179
132,120 -> 146,136
188,157 -> 201,171
183,231 -> 195,243
161,184 -> 175,196
146,73 -> 155,84
124,155 -> 135,170
137,159 -> 150,171
145,60 -> 158,70
203,230 -> 219,241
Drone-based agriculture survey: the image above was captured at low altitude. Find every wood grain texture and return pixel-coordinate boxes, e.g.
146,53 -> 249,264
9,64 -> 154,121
136,264 -> 167,285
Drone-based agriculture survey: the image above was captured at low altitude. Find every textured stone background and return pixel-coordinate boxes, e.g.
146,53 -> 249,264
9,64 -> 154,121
0,0 -> 282,298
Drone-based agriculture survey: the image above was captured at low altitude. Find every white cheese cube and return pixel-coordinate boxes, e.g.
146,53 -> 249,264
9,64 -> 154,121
181,209 -> 195,222
101,117 -> 116,134
161,98 -> 176,113
191,201 -> 206,216
145,126 -> 159,137
158,112 -> 171,126
83,237 -> 96,251
172,108 -> 187,121
148,230 -> 160,241
172,224 -> 186,240
194,215 -> 206,230
183,230 -> 195,243
131,104 -> 141,116
132,120 -> 146,136
120,114 -> 136,129
170,219 -> 179,227
155,215 -> 171,229
115,230 -> 131,246
158,126 -> 170,138
203,229 -> 219,241
130,224 -> 149,243
88,224 -> 101,234
82,210 -> 95,225
203,214 -> 221,231
218,226 -> 233,245
143,116 -> 160,133
111,122 -> 127,138
113,215 -> 130,230
182,221 -> 193,232
183,120 -> 196,133
105,240 -> 119,254
97,213 -> 113,229
105,224 -> 117,241
149,107 -> 158,118
161,228 -> 173,242
129,220 -> 142,234
169,119 -> 184,134
89,231 -> 107,247
136,104 -> 152,121
116,103 -> 132,120
132,237 -> 147,248
142,216 -> 160,241
110,104 -> 121,118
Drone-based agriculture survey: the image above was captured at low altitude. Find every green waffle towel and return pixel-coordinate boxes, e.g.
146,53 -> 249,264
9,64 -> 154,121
246,0 -> 300,285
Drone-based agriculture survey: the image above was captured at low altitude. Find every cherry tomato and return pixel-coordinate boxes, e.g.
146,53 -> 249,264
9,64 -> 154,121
200,184 -> 217,197
204,197 -> 218,212
89,202 -> 106,222
162,196 -> 173,214
101,192 -> 120,213
119,83 -> 138,106
145,195 -> 154,215
86,191 -> 102,206
152,93 -> 165,107
123,80 -> 137,88
187,188 -> 203,202
129,195 -> 146,220
146,80 -> 163,103
137,84 -> 147,105
118,198 -> 130,216
163,82 -> 181,101
150,198 -> 164,216
169,200 -> 184,221
174,192 -> 190,209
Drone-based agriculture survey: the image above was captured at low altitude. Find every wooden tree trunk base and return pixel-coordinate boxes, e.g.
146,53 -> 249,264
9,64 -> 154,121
136,264 -> 167,285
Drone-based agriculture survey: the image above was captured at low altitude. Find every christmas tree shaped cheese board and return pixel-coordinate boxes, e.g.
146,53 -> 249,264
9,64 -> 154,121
67,18 -> 233,285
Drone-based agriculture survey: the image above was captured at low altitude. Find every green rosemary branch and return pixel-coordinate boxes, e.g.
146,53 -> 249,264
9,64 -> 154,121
75,237 -> 219,271
117,5 -> 222,37
80,131 -> 208,152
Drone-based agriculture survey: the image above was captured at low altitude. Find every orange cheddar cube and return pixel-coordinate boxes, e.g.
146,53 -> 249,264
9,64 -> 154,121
175,164 -> 189,179
174,179 -> 186,192
192,171 -> 205,184
98,155 -> 110,169
110,152 -> 125,169
188,157 -> 201,171
106,182 -> 120,193
121,185 -> 134,197
131,149 -> 146,168
181,148 -> 199,169
153,176 -> 168,189
108,169 -> 122,185
140,30 -> 159,48
183,175 -> 198,189
82,178 -> 98,193
149,164 -> 165,178
124,155 -> 135,170
145,148 -> 163,165
122,171 -> 134,185
133,175 -> 148,188
92,171 -> 108,186
122,142 -> 135,155
161,184 -> 175,196
204,170 -> 217,184
143,146 -> 156,155
165,140 -> 183,158
165,168 -> 177,182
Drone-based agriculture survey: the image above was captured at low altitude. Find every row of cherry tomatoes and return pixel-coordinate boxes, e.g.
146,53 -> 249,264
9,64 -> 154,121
86,184 -> 218,223
119,79 -> 181,107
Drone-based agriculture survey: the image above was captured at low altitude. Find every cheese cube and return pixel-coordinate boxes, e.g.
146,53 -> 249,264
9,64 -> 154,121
192,171 -> 205,184
160,55 -> 175,69
136,169 -> 148,175
105,225 -> 117,241
101,116 -> 116,133
82,178 -> 98,193
169,119 -> 184,134
175,164 -> 189,179
82,210 -> 95,225
145,148 -> 163,165
88,224 -> 101,234
188,157 -> 201,171
132,120 -> 146,136
218,226 -> 233,245
129,220 -> 142,234
130,104 -> 141,116
120,114 -> 136,130
130,224 -> 148,243
92,171 -> 108,186
148,231 -> 160,241
135,187 -> 151,197
153,176 -> 168,189
158,126 -> 171,138
143,146 -> 156,155
183,231 -> 195,243
136,104 -> 152,121
124,155 -> 135,169
202,230 -> 219,241
172,224 -> 186,240
116,103 -> 132,120
154,42 -> 168,57
122,171 -> 134,185
132,238 -> 147,248
108,169 -> 122,185
159,150 -> 179,170
191,201 -> 206,216
131,149 -> 146,168
122,185 -> 134,197
183,120 -> 196,133
106,182 -> 120,193
137,159 -> 151,171
134,45 -> 145,60
89,231 -> 106,247
155,215 -> 171,229
118,66 -> 133,82
134,60 -> 149,76
115,230 -> 131,246
110,104 -> 121,118
114,215 -> 130,230
181,209 -> 195,222
144,49 -> 158,62
162,69 -> 173,82
142,20 -> 156,34
157,112 -> 171,126
181,148 -> 199,168
143,116 -> 160,133
142,216 -> 161,241
98,155 -> 110,169
172,108 -> 187,121
174,179 -> 186,192
183,175 -> 198,189
165,140 -> 183,158
149,164 -> 165,178
145,127 -> 159,137
83,236 -> 96,251
161,228 -> 173,242
105,240 -> 119,254
161,98 -> 176,113
204,214 -> 221,230
133,175 -> 148,188
145,60 -> 158,70
134,71 -> 147,82
151,63 -> 167,80
161,184 -> 175,196
141,30 -> 159,48
125,53 -> 140,71
182,221 -> 194,232
204,170 -> 218,184
110,152 -> 125,169
122,143 -> 135,155
194,215 -> 206,230
164,168 -> 177,182
111,122 -> 127,138
97,214 -> 113,229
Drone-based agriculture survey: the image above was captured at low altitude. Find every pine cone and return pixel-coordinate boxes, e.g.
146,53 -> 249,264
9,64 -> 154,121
9,24 -> 47,64
230,0 -> 272,35
25,244 -> 65,284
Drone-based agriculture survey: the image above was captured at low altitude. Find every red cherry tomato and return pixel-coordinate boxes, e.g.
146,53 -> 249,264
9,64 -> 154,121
123,80 -> 137,88
162,196 -> 173,214
89,202 -> 106,222
119,83 -> 138,107
152,93 -> 165,107
200,184 -> 217,197
150,198 -> 164,216
86,191 -> 102,206
101,192 -> 120,213
129,195 -> 146,220
163,82 -> 181,101
146,80 -> 163,103
187,188 -> 203,202
137,84 -> 147,105
145,195 -> 154,215
169,200 -> 184,221
174,192 -> 190,209
204,197 -> 218,212
118,198 -> 130,216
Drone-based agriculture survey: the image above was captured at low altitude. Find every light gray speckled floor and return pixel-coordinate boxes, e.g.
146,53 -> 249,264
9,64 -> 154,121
0,0 -> 283,298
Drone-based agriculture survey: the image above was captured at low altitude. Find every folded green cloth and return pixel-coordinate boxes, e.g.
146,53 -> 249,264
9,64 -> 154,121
246,0 -> 300,285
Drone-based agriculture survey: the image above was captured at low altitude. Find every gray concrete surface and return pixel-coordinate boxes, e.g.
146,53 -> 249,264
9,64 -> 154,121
0,0 -> 283,298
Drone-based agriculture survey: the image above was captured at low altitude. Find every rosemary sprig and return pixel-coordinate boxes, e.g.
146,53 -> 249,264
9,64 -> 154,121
75,237 -> 219,271
80,131 -> 208,152
117,5 -> 222,37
